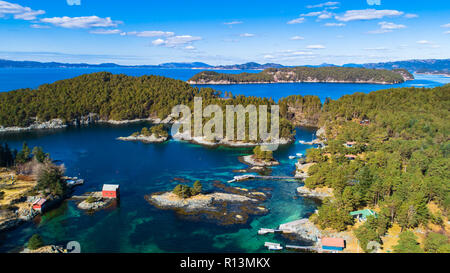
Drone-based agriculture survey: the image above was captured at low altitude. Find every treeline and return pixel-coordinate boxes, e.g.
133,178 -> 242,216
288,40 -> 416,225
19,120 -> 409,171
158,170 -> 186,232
278,95 -> 323,126
189,67 -> 409,84
0,142 -> 49,168
304,84 -> 450,252
0,72 -> 296,141
0,72 -> 219,127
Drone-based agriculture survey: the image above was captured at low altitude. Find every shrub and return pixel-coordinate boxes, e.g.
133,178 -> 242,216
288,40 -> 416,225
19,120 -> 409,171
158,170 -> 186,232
27,234 -> 44,250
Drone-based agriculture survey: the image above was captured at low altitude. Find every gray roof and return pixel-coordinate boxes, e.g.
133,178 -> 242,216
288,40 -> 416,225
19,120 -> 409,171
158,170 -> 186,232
102,184 -> 120,191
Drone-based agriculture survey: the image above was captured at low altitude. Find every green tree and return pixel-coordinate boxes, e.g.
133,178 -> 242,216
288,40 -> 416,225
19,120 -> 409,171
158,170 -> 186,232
37,164 -> 66,196
393,231 -> 424,253
15,142 -> 31,164
306,148 -> 325,163
32,146 -> 47,163
192,181 -> 203,195
424,232 -> 449,253
173,184 -> 192,199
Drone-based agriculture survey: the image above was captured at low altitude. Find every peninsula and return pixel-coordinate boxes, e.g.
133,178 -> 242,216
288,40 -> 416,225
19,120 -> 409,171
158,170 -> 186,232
187,67 -> 413,85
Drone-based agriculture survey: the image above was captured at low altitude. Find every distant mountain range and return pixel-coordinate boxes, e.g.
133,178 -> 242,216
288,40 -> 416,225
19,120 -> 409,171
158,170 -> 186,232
0,58 -> 448,74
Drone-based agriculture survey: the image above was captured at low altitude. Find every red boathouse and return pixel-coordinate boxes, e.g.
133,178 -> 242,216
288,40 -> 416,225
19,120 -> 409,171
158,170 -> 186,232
32,198 -> 47,212
102,184 -> 120,199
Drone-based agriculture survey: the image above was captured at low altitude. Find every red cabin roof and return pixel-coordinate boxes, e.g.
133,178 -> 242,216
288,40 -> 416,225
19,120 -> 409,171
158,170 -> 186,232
322,237 -> 345,248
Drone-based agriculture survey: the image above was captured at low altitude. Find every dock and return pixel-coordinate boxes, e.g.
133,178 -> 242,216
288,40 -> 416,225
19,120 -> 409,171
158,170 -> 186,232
264,242 -> 283,251
286,245 -> 319,252
228,175 -> 301,183
258,228 -> 283,235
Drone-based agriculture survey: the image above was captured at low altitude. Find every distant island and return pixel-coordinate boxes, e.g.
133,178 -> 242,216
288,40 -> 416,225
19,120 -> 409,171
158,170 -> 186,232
188,67 -> 413,85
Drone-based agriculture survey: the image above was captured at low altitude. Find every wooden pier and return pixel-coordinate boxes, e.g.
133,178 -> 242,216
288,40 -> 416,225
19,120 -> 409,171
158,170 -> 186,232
286,245 -> 319,252
228,175 -> 301,183
258,228 -> 283,235
264,242 -> 283,251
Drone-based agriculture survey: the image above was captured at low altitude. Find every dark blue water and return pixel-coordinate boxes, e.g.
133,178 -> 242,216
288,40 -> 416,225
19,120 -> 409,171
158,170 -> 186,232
1,68 -> 448,102
0,69 -> 447,253
0,123 -> 318,253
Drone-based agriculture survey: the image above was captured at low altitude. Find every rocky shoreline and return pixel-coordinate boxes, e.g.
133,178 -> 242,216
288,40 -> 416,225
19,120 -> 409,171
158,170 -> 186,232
296,186 -> 333,200
172,131 -> 293,148
188,79 -> 405,85
279,218 -> 322,242
146,187 -> 269,225
76,192 -> 115,211
240,155 -> 280,167
0,113 -> 173,133
117,134 -> 169,143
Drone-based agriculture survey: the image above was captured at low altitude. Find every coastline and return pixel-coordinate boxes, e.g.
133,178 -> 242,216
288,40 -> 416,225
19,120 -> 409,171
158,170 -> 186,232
188,79 -> 406,85
0,115 -> 170,134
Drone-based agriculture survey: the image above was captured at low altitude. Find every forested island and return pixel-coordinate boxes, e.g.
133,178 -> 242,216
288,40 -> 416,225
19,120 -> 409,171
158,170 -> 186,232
0,72 -> 302,145
187,67 -> 413,85
296,84 -> 450,253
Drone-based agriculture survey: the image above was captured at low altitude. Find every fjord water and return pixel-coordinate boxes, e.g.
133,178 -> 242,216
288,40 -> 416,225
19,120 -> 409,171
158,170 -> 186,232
0,123 -> 317,253
1,67 -> 448,101
0,69 -> 447,253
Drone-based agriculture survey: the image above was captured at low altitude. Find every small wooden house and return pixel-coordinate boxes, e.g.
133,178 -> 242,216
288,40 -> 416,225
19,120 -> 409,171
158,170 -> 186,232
345,155 -> 357,160
102,184 -> 120,199
321,237 -> 345,252
350,209 -> 377,222
32,198 -> 47,212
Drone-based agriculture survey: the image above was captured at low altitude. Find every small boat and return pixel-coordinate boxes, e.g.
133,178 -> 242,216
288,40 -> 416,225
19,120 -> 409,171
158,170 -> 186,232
296,153 -> 303,157
268,245 -> 283,251
289,156 -> 296,160
265,242 -> 283,251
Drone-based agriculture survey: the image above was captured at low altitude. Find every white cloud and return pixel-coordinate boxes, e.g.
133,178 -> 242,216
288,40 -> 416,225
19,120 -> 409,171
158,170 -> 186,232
240,33 -> 255,37
379,21 -> 406,30
0,1 -> 45,20
90,29 -> 121,35
184,45 -> 196,50
125,31 -> 174,37
152,35 -> 202,48
41,16 -> 121,28
368,29 -> 392,34
287,17 -> 305,24
264,55 -> 275,59
368,21 -> 406,34
306,2 -> 340,9
66,0 -> 81,5
324,23 -> 345,27
301,10 -> 334,20
416,40 -> 431,44
152,39 -> 165,46
441,23 -> 450,28
224,21 -> 242,26
307,44 -> 326,49
404,13 -> 418,19
445,31 -> 450,35
335,9 -> 404,22
290,36 -> 304,40
364,47 -> 388,51
30,24 -> 50,29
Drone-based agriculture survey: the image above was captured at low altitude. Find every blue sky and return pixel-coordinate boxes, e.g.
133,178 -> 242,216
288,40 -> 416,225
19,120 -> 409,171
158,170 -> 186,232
0,0 -> 449,65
